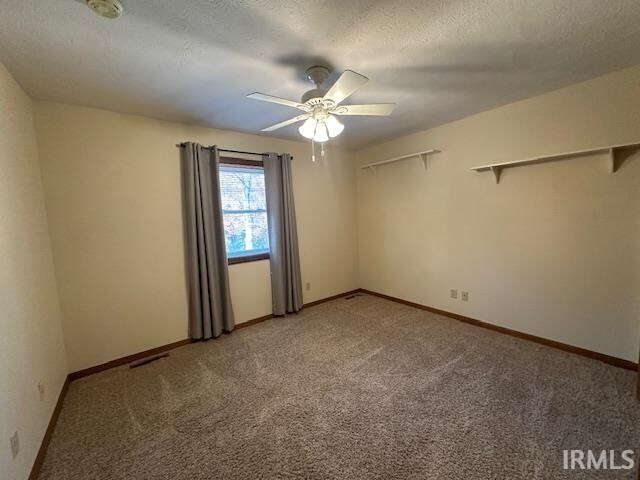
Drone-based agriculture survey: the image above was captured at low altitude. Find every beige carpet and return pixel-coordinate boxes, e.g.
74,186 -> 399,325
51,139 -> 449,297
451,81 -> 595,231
38,294 -> 639,479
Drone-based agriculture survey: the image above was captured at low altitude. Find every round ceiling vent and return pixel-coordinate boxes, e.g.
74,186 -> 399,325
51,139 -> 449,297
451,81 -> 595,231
86,0 -> 123,19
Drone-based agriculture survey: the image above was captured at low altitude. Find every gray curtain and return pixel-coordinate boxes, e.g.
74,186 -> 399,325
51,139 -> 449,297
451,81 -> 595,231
263,153 -> 303,315
181,143 -> 235,339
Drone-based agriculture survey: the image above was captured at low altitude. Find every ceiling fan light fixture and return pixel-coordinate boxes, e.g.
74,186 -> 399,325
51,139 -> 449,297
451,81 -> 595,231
325,115 -> 344,138
247,67 -> 394,156
298,117 -> 317,139
313,122 -> 329,143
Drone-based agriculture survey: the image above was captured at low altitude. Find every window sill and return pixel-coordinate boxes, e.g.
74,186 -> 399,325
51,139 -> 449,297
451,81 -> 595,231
227,252 -> 270,265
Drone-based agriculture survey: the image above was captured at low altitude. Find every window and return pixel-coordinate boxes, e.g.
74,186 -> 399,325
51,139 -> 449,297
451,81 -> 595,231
219,158 -> 269,264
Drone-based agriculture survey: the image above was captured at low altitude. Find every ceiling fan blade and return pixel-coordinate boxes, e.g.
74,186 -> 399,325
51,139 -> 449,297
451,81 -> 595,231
323,70 -> 368,105
334,104 -> 395,116
247,93 -> 306,110
261,114 -> 310,132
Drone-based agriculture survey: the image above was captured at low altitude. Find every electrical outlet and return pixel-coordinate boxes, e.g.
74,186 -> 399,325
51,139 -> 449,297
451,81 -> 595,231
450,289 -> 458,299
305,282 -> 311,291
461,291 -> 469,301
10,431 -> 19,459
38,382 -> 45,401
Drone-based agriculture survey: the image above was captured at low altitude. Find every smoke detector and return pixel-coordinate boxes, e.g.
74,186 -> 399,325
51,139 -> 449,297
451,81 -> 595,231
86,0 -> 123,19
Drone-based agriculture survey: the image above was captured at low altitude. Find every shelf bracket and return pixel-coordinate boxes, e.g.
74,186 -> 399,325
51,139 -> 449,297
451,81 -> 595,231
490,166 -> 502,184
418,152 -> 428,170
608,148 -> 617,173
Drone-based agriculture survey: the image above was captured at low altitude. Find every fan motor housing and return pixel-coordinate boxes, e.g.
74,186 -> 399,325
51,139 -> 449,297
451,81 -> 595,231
301,88 -> 327,105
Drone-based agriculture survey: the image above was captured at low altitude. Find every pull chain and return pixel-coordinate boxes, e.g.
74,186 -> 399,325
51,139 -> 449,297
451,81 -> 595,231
311,139 -> 316,162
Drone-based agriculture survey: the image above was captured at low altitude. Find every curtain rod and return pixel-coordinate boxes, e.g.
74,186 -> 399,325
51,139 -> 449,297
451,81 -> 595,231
176,144 -> 293,160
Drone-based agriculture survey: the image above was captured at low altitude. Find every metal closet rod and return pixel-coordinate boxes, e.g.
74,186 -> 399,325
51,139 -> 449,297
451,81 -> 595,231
175,144 -> 293,159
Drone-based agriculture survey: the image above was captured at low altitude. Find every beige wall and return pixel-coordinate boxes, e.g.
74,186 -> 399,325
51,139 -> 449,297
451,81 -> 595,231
10,60 -> 639,391
0,64 -> 68,479
4,54 -> 638,477
356,66 -> 640,362
34,102 -> 359,372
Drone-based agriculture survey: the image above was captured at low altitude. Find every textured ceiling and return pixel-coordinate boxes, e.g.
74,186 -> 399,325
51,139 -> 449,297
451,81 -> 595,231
2,0 -> 640,149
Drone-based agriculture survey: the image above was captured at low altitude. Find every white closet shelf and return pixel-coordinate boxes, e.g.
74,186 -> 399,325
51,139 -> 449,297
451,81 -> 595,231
361,149 -> 441,171
470,141 -> 640,184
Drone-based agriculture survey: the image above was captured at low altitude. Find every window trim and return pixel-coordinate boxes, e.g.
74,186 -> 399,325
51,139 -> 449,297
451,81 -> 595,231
219,156 -> 270,265
227,252 -> 270,265
220,156 -> 263,167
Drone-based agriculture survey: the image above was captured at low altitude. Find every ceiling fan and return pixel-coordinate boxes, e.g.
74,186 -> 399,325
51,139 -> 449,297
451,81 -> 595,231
247,66 -> 394,145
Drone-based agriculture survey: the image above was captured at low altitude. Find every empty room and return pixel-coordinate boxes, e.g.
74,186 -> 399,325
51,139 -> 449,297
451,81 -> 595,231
2,1 -> 640,479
